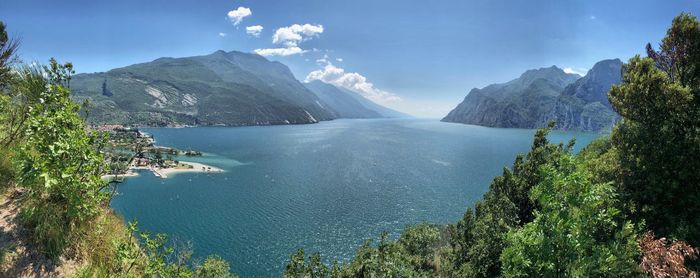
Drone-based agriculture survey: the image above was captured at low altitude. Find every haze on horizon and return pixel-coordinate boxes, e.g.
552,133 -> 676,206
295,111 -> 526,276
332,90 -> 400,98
1,0 -> 697,117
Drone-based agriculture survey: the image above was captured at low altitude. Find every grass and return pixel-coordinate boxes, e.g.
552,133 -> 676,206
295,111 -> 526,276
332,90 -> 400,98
72,210 -> 132,277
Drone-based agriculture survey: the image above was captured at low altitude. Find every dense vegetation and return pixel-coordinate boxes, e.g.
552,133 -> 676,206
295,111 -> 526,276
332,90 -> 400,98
0,22 -> 238,277
285,13 -> 700,277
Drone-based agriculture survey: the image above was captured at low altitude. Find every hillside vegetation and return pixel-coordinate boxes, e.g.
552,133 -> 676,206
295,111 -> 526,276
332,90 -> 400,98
284,13 -> 700,278
0,23 -> 238,277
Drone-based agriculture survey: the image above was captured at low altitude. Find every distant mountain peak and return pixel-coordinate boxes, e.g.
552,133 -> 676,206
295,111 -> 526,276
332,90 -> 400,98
70,50 -> 335,126
517,65 -> 580,88
442,58 -> 622,131
585,59 -> 623,81
561,58 -> 622,105
519,65 -> 563,76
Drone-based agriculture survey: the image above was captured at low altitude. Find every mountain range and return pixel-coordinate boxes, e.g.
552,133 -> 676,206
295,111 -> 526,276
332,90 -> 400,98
442,59 -> 622,131
70,50 -> 401,126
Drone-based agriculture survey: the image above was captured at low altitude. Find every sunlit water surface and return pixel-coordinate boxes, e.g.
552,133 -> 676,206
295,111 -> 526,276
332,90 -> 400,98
111,119 -> 601,277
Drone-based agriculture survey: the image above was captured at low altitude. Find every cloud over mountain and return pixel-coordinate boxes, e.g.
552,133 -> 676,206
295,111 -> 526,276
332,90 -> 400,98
255,24 -> 323,57
563,67 -> 587,76
305,63 -> 401,105
254,46 -> 304,56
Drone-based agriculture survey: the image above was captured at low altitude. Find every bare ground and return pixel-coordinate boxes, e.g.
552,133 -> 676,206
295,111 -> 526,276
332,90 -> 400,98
0,189 -> 80,278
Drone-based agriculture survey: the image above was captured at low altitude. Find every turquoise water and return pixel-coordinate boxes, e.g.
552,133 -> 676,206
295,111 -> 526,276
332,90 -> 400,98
110,119 -> 601,277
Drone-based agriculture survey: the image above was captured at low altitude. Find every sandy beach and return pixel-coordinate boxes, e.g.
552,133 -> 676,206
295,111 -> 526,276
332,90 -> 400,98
101,170 -> 140,180
151,161 -> 224,178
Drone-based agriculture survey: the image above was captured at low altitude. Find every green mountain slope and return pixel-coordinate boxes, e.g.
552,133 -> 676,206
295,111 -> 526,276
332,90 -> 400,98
71,50 -> 335,126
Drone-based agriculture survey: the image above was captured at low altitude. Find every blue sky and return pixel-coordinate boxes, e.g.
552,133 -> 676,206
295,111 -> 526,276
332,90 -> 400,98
1,0 -> 698,117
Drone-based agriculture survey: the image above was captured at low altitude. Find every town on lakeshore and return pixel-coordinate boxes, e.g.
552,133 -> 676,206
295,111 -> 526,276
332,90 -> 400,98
97,124 -> 223,181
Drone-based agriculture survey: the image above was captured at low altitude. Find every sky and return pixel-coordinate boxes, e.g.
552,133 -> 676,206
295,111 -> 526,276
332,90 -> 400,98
1,0 -> 698,117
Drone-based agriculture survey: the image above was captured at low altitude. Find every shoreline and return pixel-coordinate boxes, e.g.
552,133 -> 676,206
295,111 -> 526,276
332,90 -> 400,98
150,161 -> 224,178
101,170 -> 140,180
126,117 -> 414,129
103,161 -> 224,180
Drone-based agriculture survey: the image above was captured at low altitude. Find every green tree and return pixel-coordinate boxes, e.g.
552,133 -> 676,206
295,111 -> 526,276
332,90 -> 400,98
194,255 -> 238,278
397,223 -> 441,270
0,20 -> 19,151
500,155 -> 641,277
608,13 -> 700,245
342,232 -> 420,277
0,64 -> 47,147
0,21 -> 19,88
13,59 -> 111,258
445,123 -> 574,277
447,208 -> 475,271
284,249 -> 328,278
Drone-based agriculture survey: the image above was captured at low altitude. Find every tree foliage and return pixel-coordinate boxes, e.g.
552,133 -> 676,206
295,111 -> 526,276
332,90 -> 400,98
500,155 -> 641,277
444,122 -> 574,277
12,59 -> 110,258
284,224 -> 445,277
284,249 -> 329,278
0,21 -> 19,88
609,13 -> 700,246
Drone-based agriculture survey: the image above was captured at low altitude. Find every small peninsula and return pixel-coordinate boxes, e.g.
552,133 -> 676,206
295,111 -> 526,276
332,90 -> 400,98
98,124 -> 223,180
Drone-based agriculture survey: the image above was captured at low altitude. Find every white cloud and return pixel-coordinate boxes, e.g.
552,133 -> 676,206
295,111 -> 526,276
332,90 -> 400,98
255,23 -> 324,57
272,24 -> 323,47
305,63 -> 401,104
227,7 -> 251,26
563,67 -> 588,76
254,46 -> 306,57
218,32 -> 227,37
336,58 -> 343,62
589,15 -> 596,20
246,25 -> 263,37
316,54 -> 330,64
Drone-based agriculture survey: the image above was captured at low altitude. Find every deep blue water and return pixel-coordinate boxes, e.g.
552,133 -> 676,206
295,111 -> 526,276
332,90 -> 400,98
110,119 -> 601,277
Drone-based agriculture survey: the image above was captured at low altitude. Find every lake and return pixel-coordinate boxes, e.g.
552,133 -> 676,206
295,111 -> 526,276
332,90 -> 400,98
110,119 -> 601,277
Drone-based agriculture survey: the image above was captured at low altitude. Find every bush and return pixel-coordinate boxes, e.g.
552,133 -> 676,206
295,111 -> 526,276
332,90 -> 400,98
500,155 -> 641,277
194,255 -> 238,278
